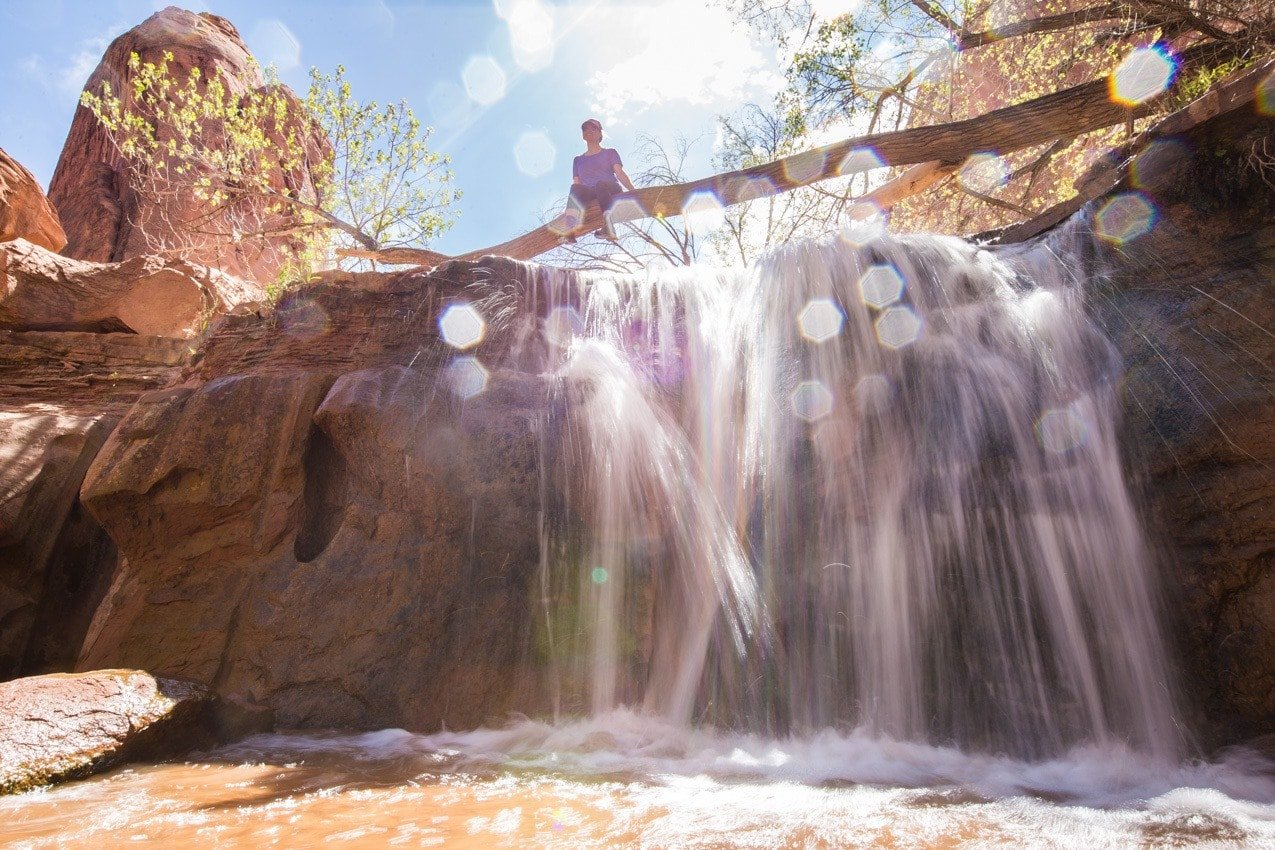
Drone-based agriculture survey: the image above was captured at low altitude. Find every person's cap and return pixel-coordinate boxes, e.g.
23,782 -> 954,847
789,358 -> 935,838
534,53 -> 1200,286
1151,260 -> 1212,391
581,118 -> 602,130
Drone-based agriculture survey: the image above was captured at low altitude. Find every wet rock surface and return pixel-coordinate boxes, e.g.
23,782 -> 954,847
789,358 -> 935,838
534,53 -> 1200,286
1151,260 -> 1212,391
0,669 -> 213,794
1055,121 -> 1275,746
1104,222 -> 1274,746
0,408 -> 117,680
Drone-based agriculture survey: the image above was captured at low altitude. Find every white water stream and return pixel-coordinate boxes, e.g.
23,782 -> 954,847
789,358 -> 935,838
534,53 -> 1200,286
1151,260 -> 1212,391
531,219 -> 1182,760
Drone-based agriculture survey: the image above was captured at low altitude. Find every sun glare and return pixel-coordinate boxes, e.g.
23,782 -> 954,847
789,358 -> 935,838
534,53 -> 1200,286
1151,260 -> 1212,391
1110,46 -> 1177,107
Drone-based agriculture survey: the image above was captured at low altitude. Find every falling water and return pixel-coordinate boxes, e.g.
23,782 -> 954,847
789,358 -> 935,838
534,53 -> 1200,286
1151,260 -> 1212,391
526,219 -> 1182,761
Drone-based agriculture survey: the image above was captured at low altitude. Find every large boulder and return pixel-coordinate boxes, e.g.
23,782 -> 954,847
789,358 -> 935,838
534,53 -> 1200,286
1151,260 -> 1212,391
0,670 -> 213,794
0,238 -> 265,337
77,277 -> 546,728
0,149 -> 65,252
47,7 -> 329,282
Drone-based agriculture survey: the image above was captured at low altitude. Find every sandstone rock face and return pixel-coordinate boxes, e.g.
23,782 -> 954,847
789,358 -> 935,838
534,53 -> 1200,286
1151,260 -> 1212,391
0,408 -> 117,680
0,670 -> 212,794
0,239 -> 265,337
1089,194 -> 1275,746
78,262 -> 545,729
0,149 -> 65,252
47,7 -> 329,282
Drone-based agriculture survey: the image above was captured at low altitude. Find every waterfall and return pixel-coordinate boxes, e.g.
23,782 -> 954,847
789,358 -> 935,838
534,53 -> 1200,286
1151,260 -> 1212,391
521,219 -> 1182,761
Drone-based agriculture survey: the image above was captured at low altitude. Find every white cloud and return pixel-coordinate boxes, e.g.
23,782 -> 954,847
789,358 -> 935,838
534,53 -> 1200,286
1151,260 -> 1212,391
20,29 -> 120,95
585,2 -> 785,125
61,47 -> 103,92
249,19 -> 302,72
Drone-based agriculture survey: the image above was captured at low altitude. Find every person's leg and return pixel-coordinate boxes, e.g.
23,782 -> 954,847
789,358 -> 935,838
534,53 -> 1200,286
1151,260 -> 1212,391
565,183 -> 595,228
592,181 -> 622,239
558,183 -> 597,242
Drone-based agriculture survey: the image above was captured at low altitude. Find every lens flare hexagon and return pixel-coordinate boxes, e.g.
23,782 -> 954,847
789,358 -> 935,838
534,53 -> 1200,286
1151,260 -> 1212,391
1129,138 -> 1186,189
447,356 -> 490,399
797,299 -> 844,343
554,194 -> 589,234
1036,406 -> 1088,453
1109,46 -> 1176,107
783,150 -> 827,184
846,201 -> 882,222
506,0 -> 554,72
959,152 -> 1010,194
462,56 -> 507,105
439,303 -> 487,349
1094,192 -> 1156,244
1257,68 -> 1275,116
858,264 -> 905,309
682,191 -> 726,235
791,380 -> 834,422
840,211 -> 885,250
514,130 -> 555,177
279,299 -> 330,340
731,175 -> 777,202
545,305 -> 584,348
607,197 -> 645,225
837,146 -> 885,176
855,373 -> 893,413
874,305 -> 922,349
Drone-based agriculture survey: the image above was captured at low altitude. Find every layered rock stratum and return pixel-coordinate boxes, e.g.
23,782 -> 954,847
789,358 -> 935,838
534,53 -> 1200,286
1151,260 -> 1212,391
1,238 -> 265,337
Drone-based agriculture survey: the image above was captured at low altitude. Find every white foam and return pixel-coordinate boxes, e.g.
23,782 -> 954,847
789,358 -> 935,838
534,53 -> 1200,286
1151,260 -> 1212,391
219,710 -> 1275,809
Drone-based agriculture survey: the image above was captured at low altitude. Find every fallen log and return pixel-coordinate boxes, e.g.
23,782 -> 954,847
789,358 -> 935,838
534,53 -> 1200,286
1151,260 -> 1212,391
338,39 -> 1262,268
986,56 -> 1275,244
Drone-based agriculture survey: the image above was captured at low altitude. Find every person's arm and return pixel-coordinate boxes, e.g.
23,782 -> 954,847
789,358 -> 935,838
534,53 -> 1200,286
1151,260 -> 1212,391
613,163 -> 636,192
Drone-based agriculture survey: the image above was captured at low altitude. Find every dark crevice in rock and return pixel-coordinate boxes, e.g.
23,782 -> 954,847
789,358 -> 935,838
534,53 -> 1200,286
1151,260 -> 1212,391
20,501 -> 119,676
293,424 -> 350,564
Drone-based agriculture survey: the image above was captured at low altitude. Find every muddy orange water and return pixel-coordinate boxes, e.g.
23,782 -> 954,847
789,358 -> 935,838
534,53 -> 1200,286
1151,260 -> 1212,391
3,713 -> 1274,848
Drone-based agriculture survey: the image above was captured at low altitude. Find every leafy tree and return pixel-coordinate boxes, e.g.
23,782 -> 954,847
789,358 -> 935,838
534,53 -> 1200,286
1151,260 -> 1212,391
727,0 -> 1273,233
80,52 -> 459,278
306,66 -> 460,258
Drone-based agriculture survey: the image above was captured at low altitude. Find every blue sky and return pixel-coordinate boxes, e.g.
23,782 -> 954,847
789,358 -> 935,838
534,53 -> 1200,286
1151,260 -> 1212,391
0,0 -> 793,255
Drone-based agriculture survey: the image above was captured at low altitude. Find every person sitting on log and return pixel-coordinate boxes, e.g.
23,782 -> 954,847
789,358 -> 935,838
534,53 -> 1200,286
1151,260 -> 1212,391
564,118 -> 636,241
